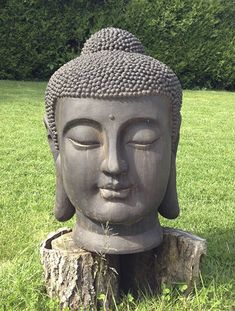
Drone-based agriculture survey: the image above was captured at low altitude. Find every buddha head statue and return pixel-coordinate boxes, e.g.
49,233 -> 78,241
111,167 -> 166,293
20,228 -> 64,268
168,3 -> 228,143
44,28 -> 182,254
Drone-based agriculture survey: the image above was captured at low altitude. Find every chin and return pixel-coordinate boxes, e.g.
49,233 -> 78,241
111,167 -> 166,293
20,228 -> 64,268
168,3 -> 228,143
84,200 -> 146,225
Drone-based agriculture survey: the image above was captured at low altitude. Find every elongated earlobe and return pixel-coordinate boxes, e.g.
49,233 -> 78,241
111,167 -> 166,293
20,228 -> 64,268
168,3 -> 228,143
44,115 -> 75,221
54,155 -> 75,221
158,153 -> 179,219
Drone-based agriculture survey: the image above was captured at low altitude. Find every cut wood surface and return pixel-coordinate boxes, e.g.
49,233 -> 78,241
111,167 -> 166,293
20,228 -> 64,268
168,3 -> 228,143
40,227 -> 207,310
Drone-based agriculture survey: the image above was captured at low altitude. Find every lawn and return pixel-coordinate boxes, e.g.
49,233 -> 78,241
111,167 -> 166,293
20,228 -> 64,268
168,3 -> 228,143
0,80 -> 234,310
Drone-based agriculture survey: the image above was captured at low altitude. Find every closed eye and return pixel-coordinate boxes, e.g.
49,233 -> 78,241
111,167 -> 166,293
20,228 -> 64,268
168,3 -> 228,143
127,137 -> 160,149
69,138 -> 101,150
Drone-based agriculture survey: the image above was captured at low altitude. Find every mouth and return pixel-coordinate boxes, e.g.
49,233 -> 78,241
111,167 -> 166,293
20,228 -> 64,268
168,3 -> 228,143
99,186 -> 131,200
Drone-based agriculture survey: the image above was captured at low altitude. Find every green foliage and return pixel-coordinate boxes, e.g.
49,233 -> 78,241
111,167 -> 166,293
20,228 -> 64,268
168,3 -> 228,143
0,0 -> 234,88
0,81 -> 234,310
122,0 -> 235,90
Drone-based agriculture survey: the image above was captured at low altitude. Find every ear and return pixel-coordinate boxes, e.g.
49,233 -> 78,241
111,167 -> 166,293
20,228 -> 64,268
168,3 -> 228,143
158,152 -> 180,219
54,155 -> 76,221
43,116 -> 59,162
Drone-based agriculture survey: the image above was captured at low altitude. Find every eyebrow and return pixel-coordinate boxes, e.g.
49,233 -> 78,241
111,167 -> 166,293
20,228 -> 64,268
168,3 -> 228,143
63,116 -> 158,135
63,118 -> 101,134
121,117 -> 158,130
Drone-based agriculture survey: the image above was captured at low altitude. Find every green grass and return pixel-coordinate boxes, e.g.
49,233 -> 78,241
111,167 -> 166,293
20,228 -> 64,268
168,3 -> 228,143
0,80 -> 234,310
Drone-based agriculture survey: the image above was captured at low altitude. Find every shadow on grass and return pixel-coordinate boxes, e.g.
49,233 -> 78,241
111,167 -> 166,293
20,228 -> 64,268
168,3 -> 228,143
198,226 -> 235,286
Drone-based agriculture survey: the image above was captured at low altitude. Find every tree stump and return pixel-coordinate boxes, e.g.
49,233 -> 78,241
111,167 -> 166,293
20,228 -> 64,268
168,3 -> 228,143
40,227 -> 207,310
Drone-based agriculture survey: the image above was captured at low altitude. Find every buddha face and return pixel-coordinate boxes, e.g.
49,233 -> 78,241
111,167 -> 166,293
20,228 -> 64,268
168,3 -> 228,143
56,95 -> 172,225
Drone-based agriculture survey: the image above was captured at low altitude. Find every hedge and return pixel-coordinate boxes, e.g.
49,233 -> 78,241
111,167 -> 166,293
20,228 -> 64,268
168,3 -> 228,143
0,0 -> 234,89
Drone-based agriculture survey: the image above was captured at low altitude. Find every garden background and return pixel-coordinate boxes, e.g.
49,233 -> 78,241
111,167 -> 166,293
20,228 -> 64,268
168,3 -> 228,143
0,0 -> 234,89
0,0 -> 234,310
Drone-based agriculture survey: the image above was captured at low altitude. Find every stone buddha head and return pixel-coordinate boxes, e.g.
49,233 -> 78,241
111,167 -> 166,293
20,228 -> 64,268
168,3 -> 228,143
44,28 -> 182,254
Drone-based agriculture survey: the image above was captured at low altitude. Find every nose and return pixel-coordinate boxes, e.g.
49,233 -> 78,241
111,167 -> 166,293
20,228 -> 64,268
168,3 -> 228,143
101,139 -> 128,175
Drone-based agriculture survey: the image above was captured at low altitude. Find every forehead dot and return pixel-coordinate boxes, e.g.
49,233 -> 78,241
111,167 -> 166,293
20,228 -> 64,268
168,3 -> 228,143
109,114 -> 115,121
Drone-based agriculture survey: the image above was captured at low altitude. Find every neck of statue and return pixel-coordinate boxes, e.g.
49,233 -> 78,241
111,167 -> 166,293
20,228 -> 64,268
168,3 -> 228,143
72,210 -> 163,254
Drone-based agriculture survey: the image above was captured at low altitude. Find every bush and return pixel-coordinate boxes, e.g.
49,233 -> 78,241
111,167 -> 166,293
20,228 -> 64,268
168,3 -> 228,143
0,0 -> 234,89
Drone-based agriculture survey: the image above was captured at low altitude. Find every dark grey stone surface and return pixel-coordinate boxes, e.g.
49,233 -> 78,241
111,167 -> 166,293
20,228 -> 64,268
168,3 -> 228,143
44,28 -> 183,254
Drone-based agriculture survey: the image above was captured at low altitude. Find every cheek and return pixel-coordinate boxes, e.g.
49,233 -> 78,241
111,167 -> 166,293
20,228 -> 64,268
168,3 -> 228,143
129,149 -> 162,185
127,143 -> 171,199
61,142 -> 102,190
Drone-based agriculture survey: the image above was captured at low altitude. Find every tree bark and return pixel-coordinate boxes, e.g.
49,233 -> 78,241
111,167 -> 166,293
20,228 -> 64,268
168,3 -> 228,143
40,227 -> 206,310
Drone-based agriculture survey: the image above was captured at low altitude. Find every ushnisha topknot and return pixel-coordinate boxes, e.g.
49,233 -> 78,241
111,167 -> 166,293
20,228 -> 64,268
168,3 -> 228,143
81,27 -> 145,55
45,27 -> 182,152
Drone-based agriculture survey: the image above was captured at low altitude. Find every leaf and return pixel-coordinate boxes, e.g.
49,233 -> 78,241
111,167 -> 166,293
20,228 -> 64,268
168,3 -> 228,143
97,293 -> 106,301
179,284 -> 188,293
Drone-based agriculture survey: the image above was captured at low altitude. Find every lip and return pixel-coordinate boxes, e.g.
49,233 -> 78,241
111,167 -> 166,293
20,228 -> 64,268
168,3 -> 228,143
99,187 -> 131,200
